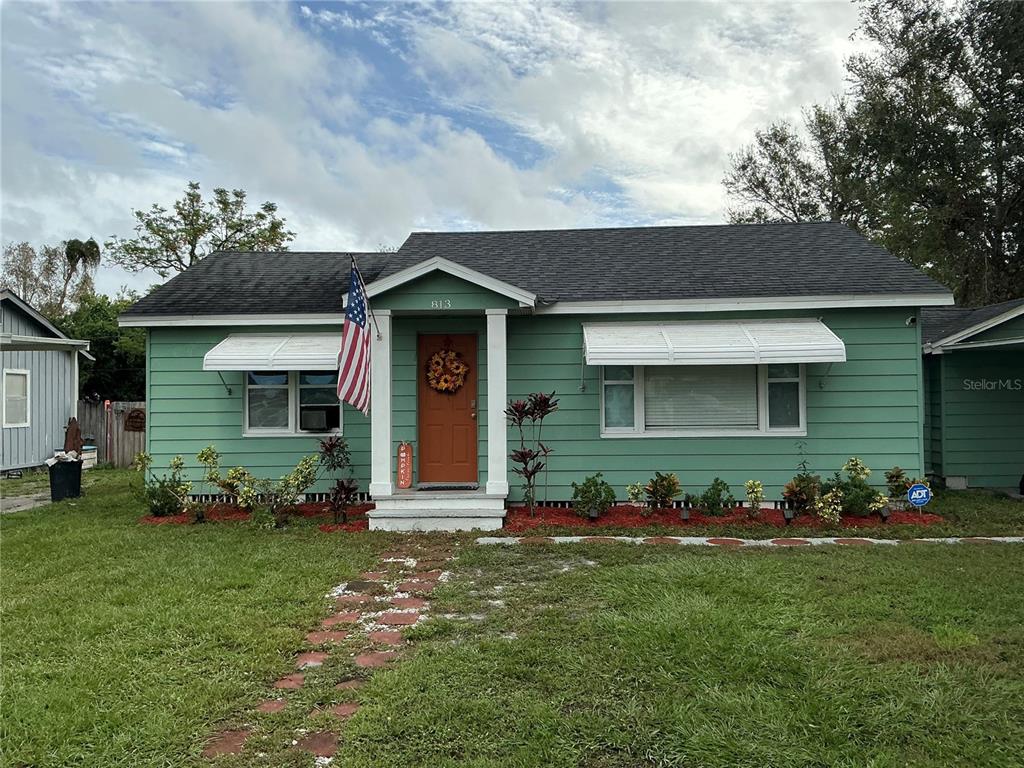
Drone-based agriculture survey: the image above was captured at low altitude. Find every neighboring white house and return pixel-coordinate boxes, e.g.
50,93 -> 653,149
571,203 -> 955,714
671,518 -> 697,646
1,291 -> 93,472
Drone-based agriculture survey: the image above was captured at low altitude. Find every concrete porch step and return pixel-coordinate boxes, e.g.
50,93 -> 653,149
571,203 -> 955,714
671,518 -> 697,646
368,507 -> 506,532
374,494 -> 506,512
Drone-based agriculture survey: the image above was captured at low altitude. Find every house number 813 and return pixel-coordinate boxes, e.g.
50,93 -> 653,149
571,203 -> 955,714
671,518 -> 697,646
430,298 -> 452,309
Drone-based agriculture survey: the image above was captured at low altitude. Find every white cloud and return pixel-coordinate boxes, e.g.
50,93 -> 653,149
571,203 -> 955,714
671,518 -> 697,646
1,1 -> 865,296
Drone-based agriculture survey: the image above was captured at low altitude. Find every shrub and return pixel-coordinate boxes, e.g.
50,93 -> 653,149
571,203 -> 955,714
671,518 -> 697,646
822,457 -> 882,517
626,482 -> 646,503
698,477 -> 736,516
644,471 -> 681,511
744,480 -> 764,519
814,487 -> 843,526
506,392 -> 560,515
571,472 -> 616,519
884,466 -> 909,498
328,478 -> 360,524
132,452 -> 193,518
783,473 -> 820,512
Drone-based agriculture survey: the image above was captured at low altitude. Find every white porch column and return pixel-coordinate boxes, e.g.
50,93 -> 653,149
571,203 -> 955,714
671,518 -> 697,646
486,309 -> 509,496
369,310 -> 393,498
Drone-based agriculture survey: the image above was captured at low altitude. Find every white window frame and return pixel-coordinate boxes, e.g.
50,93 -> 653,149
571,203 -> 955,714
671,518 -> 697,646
599,364 -> 806,438
2,369 -> 31,428
243,371 -> 343,437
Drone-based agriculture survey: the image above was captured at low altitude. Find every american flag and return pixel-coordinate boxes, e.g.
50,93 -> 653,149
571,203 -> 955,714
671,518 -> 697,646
337,258 -> 371,413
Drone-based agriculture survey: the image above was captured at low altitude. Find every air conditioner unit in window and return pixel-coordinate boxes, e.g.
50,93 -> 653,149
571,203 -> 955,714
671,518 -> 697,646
300,408 -> 329,431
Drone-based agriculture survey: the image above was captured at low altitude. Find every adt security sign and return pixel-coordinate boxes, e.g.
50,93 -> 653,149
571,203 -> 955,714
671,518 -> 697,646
907,483 -> 932,507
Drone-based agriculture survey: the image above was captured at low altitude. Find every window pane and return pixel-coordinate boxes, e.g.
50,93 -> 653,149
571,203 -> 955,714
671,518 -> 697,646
299,371 -> 337,386
248,371 -> 287,386
5,373 -> 27,397
768,381 -> 801,428
644,365 -> 757,428
604,384 -> 635,428
766,363 -> 799,379
300,386 -> 339,405
248,388 -> 289,428
5,397 -> 27,425
603,365 -> 634,382
299,405 -> 341,432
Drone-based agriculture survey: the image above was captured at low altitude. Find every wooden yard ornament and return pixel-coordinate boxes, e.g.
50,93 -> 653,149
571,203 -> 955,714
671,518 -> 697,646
397,442 -> 413,489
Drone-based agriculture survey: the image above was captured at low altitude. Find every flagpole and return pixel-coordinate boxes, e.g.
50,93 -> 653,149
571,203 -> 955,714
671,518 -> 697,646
352,255 -> 383,341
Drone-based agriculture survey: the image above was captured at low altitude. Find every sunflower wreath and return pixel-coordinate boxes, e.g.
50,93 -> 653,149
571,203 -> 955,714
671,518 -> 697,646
426,349 -> 470,394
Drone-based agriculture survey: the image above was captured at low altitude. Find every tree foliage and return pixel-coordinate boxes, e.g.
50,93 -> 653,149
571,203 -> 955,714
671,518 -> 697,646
105,181 -> 296,276
1,239 -> 101,317
723,0 -> 1024,305
55,291 -> 146,402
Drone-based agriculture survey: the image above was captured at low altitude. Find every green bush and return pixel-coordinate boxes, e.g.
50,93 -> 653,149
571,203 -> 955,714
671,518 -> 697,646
644,471 -> 681,511
698,477 -> 736,516
571,472 -> 616,519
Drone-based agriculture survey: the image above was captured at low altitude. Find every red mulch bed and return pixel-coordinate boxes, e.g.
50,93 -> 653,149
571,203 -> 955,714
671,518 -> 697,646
503,504 -> 944,532
140,501 -> 373,529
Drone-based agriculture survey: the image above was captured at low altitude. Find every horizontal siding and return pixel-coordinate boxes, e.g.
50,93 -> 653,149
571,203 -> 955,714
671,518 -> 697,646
967,315 -> 1024,343
147,325 -> 369,491
939,349 -> 1024,488
373,272 -> 518,311
504,308 -> 924,501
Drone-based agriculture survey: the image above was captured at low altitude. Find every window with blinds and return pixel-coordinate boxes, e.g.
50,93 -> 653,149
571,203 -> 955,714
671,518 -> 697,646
644,365 -> 758,429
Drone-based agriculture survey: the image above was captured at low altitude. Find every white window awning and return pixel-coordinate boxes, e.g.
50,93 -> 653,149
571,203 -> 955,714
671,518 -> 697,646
583,319 -> 846,366
203,334 -> 341,371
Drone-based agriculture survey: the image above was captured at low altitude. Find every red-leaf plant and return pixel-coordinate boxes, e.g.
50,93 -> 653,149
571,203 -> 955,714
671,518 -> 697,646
505,392 -> 560,516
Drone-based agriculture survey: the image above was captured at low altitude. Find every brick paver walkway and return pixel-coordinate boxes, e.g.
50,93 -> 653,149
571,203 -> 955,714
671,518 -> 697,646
201,540 -> 459,761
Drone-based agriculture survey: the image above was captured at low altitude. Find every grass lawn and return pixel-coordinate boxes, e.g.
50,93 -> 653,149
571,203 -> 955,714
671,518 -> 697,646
2,471 -> 1023,767
1,469 -> 388,767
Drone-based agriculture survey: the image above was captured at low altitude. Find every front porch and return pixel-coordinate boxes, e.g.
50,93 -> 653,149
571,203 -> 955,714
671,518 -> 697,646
364,265 -> 529,531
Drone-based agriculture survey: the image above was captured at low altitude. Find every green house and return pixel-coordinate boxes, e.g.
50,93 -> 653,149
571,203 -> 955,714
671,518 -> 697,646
120,222 -> 954,530
921,299 -> 1024,491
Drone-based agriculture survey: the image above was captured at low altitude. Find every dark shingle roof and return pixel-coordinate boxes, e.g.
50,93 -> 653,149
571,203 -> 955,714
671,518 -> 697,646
122,223 -> 950,318
920,298 -> 1024,345
121,252 -> 389,317
378,222 -> 948,303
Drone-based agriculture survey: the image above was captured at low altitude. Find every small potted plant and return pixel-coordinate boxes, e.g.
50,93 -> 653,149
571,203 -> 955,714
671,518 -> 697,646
572,472 -> 616,522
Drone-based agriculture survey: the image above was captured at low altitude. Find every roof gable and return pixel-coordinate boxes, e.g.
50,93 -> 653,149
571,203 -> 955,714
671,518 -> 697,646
366,257 -> 535,308
922,298 -> 1024,350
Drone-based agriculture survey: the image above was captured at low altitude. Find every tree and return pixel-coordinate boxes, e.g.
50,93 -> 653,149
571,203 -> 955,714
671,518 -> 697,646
55,291 -> 146,402
0,239 -> 101,316
722,0 -> 1024,305
105,181 -> 296,276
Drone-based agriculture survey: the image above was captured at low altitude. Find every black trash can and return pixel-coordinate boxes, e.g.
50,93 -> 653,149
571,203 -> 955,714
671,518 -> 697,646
49,460 -> 83,502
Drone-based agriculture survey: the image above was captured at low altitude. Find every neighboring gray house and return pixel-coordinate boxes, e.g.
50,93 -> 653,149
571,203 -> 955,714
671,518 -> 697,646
1,291 -> 93,472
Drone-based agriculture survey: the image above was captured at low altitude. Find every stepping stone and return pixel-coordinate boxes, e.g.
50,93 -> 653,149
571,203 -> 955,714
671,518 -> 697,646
390,597 -> 427,610
256,699 -> 287,713
835,538 -> 873,546
708,537 -> 745,547
368,630 -> 403,645
202,729 -> 249,757
337,594 -> 373,607
642,537 -> 680,545
359,571 -> 386,581
355,651 -> 398,668
306,630 -> 349,645
296,651 -> 329,669
273,673 -> 305,689
323,611 -> 361,627
416,569 -> 443,580
771,538 -> 810,546
336,678 -> 364,690
344,581 -> 383,594
296,731 -> 338,757
328,702 -> 360,719
378,611 -> 419,626
397,581 -> 435,594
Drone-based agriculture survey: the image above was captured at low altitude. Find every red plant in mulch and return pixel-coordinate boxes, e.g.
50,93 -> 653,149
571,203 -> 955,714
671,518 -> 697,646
140,501 -> 374,528
503,504 -> 944,532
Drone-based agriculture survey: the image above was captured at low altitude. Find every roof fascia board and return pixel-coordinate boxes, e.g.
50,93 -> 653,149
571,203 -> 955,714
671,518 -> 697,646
927,304 -> 1024,349
926,335 -> 1024,354
365,257 -> 536,307
535,293 -> 954,314
119,313 -> 345,328
0,333 -> 94,359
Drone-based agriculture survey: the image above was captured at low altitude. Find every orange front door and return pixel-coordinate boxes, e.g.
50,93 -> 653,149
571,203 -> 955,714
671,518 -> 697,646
417,334 -> 478,484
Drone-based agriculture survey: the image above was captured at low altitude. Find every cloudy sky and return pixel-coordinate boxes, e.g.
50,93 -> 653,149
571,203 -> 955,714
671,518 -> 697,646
1,1 -> 864,295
